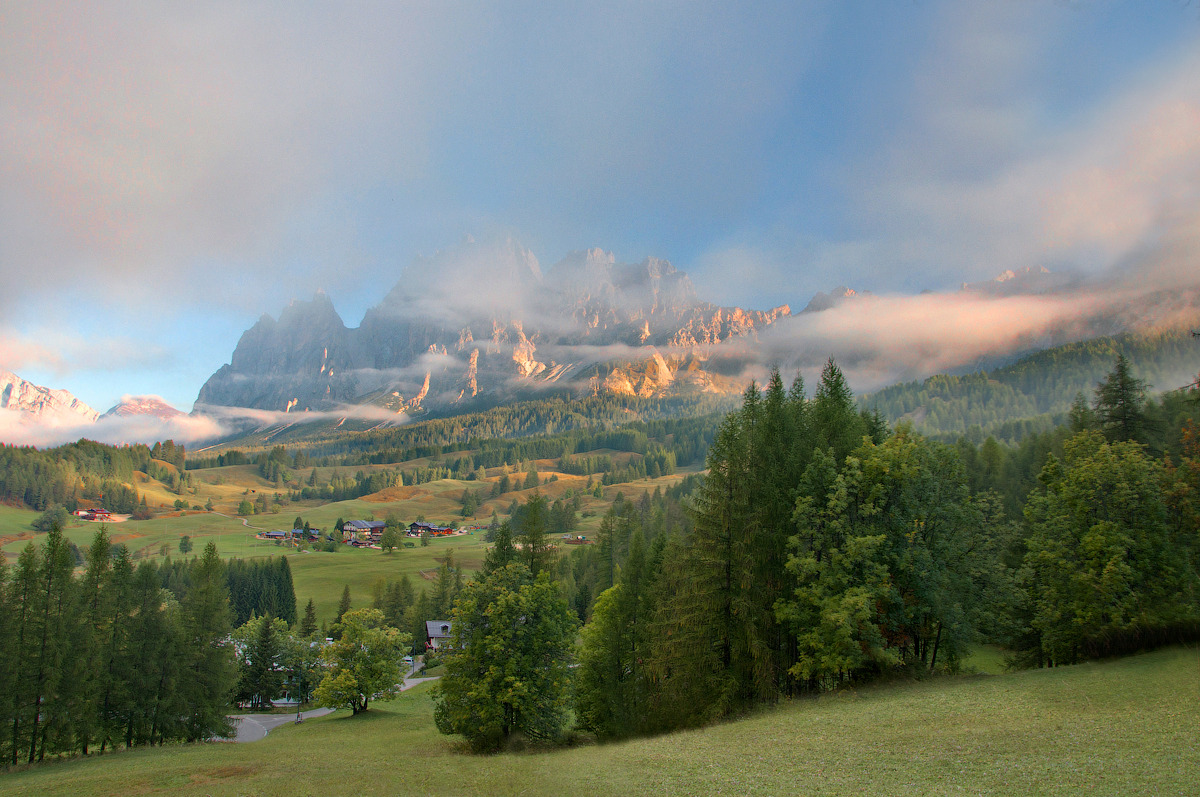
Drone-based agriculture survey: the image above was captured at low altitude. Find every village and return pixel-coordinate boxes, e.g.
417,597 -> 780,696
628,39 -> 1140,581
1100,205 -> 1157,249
255,519 -> 477,549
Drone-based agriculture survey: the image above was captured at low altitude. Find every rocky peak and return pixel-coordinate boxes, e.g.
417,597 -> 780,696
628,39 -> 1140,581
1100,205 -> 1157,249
803,286 -> 864,313
960,266 -> 1076,296
1,370 -> 99,424
102,395 -> 184,421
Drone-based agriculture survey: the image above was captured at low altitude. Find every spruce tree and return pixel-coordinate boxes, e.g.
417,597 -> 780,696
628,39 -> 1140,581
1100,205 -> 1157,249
298,599 -> 318,639
26,525 -> 75,762
1094,354 -> 1151,444
516,493 -> 553,578
275,556 -> 297,624
180,542 -> 236,741
74,528 -> 113,755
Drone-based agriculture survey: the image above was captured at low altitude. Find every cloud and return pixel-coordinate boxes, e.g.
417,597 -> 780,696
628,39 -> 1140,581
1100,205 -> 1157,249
0,328 -> 171,378
752,287 -> 1146,394
0,406 -> 229,448
867,8 -> 1200,287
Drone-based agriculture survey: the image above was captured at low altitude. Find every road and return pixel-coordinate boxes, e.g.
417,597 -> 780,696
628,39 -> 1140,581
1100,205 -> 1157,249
226,674 -> 440,742
227,708 -> 334,742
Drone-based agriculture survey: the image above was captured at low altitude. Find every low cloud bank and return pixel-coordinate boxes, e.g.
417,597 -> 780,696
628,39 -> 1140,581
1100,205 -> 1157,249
0,408 -> 229,449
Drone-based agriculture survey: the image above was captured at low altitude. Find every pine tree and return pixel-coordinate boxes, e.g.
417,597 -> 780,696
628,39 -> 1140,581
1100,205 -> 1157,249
481,521 -> 517,575
516,493 -> 553,578
96,548 -> 135,752
335,584 -> 352,625
234,615 -> 286,710
812,358 -> 867,462
73,528 -> 113,755
298,599 -> 319,639
25,525 -> 75,762
275,556 -> 297,624
0,554 -> 15,765
1094,354 -> 1151,444
180,542 -> 236,741
8,543 -> 42,765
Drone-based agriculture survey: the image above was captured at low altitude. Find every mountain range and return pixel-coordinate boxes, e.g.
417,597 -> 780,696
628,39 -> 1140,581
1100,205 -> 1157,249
0,371 -> 184,428
195,239 -> 1200,423
196,241 -> 791,416
5,238 -> 1198,444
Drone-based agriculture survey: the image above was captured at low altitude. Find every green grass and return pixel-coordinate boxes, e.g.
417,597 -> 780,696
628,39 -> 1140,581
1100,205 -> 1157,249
288,534 -> 489,625
961,644 -> 1008,674
2,646 -> 1196,796
0,504 -> 38,538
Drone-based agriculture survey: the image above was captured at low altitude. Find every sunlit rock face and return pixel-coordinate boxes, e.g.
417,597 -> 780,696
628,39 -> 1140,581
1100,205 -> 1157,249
196,240 -> 790,414
1,370 -> 99,424
102,396 -> 184,421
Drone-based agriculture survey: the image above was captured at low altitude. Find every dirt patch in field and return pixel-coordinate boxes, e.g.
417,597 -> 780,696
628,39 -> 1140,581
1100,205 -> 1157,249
363,485 -> 430,502
189,764 -> 259,785
418,569 -> 438,581
0,532 -> 35,548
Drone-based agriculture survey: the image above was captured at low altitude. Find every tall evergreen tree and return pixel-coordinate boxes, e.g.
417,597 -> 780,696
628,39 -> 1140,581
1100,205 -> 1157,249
8,543 -> 41,765
275,556 -> 297,624
180,542 -> 236,741
1094,354 -> 1151,445
516,493 -> 553,578
25,525 -> 75,762
0,555 -> 15,765
73,528 -> 113,755
298,598 -> 319,639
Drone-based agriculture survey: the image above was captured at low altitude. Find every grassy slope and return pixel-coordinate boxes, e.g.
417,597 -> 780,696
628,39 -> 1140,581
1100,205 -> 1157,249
2,458 -> 691,626
3,647 -> 1196,796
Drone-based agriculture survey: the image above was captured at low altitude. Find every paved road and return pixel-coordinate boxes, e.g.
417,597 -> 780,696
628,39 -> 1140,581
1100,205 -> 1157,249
226,676 -> 439,742
227,708 -> 334,742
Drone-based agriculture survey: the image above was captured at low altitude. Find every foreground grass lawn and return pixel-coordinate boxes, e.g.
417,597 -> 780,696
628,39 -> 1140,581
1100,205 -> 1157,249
4,646 -> 1196,796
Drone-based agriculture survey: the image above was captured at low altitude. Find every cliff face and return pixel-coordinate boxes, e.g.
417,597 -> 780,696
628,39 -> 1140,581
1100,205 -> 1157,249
1,370 -> 99,423
195,243 -> 791,413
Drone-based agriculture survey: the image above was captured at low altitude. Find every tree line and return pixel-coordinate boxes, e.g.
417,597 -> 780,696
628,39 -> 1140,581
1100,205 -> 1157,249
432,356 -> 1200,749
0,531 -> 234,764
863,327 -> 1198,443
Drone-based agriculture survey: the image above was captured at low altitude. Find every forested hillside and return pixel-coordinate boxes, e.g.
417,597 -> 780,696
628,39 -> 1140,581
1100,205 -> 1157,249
863,327 -> 1199,442
204,392 -> 737,461
495,358 -> 1199,746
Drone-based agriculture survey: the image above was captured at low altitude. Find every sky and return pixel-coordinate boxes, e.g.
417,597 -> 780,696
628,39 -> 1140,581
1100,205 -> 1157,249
2,1 -> 1199,429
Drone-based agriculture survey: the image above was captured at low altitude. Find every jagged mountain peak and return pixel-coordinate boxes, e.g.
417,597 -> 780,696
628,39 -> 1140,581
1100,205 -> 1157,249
960,266 -> 1077,296
803,285 -> 866,313
1,370 -> 99,424
197,241 -> 793,414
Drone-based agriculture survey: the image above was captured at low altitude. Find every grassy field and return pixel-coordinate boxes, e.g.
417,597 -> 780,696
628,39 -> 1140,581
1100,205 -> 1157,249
288,535 -> 491,625
1,458 -> 691,626
2,646 -> 1195,796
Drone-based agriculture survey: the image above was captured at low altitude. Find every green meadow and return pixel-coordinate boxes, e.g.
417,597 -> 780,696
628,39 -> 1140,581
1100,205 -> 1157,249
2,646 -> 1195,796
2,457 -> 691,626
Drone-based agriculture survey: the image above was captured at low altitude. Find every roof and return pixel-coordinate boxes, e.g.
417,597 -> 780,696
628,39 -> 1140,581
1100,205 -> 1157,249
426,620 -> 453,638
345,520 -> 386,531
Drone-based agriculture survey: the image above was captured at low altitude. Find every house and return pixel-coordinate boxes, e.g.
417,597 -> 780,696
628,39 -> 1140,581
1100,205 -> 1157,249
343,519 -> 386,542
408,521 -> 456,538
425,620 -> 454,652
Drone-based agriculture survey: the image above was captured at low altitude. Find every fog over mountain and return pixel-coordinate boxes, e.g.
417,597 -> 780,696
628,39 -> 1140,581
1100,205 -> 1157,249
196,235 -> 1200,426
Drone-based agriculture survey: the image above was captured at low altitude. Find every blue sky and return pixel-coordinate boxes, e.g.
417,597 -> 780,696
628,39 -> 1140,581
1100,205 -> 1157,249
2,1 -> 1199,416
